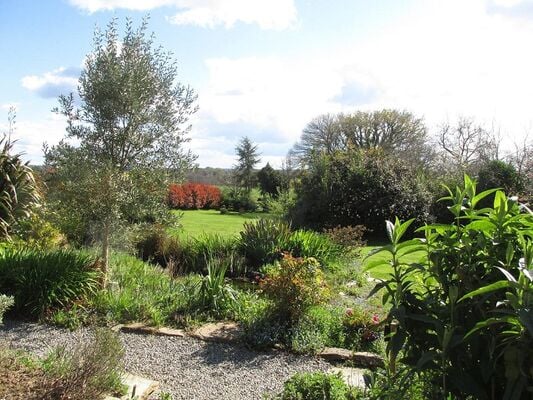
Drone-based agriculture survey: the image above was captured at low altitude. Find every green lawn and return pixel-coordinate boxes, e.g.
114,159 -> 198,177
360,244 -> 426,280
169,209 -> 266,239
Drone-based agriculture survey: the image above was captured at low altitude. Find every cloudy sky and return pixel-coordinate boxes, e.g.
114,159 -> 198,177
1,0 -> 533,167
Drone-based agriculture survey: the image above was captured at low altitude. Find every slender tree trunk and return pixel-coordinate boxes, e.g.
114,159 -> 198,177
101,219 -> 110,288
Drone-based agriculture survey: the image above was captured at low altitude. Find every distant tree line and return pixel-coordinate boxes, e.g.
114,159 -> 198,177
285,109 -> 532,236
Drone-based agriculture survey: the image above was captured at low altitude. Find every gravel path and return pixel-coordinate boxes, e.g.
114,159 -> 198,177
0,320 -> 330,400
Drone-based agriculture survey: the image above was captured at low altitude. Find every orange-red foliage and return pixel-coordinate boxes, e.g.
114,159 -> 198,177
168,182 -> 221,209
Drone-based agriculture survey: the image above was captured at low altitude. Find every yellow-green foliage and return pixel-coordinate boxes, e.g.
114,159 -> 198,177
261,254 -> 329,323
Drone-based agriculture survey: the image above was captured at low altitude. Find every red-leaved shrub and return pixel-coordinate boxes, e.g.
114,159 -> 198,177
168,183 -> 221,209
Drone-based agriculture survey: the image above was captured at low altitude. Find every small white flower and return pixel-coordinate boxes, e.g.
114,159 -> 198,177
518,258 -> 533,281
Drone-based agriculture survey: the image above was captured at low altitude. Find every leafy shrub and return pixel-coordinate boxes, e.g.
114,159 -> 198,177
287,230 -> 342,267
290,305 -> 346,354
41,328 -> 125,399
0,294 -> 14,324
365,175 -> 533,400
364,365 -> 436,400
324,225 -> 366,253
277,372 -> 360,400
477,159 -> 523,194
49,304 -> 87,331
11,210 -> 65,249
290,305 -> 382,354
342,307 -> 382,352
220,187 -> 257,212
168,182 -> 221,209
0,126 -> 40,240
476,159 -> 524,208
234,291 -> 287,349
264,188 -> 297,219
0,248 -> 100,318
261,254 -> 329,323
290,149 -> 432,235
136,226 -> 180,267
239,219 -> 292,268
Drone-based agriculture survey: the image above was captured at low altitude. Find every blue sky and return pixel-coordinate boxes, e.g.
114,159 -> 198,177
1,0 -> 533,167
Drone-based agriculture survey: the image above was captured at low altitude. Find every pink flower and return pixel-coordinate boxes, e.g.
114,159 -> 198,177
371,314 -> 380,324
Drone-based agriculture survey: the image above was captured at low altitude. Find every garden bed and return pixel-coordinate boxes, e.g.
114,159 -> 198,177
0,320 -> 332,400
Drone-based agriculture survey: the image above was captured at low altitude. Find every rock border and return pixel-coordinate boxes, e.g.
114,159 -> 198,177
112,322 -> 384,370
318,347 -> 384,369
105,373 -> 159,400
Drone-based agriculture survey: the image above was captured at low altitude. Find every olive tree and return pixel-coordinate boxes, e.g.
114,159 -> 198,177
45,18 -> 197,281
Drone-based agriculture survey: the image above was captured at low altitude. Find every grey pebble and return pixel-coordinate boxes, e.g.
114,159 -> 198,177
0,320 -> 330,400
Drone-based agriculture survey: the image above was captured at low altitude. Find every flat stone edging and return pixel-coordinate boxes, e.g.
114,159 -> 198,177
111,322 -> 186,337
318,347 -> 384,369
104,373 -> 159,400
112,321 -> 242,343
112,323 -> 384,370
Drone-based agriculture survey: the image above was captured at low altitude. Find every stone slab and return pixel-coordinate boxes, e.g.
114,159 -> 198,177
318,347 -> 352,362
104,373 -> 159,400
113,323 -> 185,337
189,322 -> 243,343
318,347 -> 384,369
352,351 -> 384,368
329,367 -> 367,389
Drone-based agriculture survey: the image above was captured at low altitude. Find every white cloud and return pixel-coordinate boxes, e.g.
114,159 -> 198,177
68,0 -> 297,30
21,67 -> 80,98
68,0 -> 173,12
492,0 -> 526,7
0,115 -> 67,164
32,0 -> 533,167
200,55 -> 367,145
167,0 -> 297,30
1,103 -> 19,111
193,0 -> 533,164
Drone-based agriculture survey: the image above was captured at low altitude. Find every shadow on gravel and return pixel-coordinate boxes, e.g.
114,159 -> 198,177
192,341 -> 291,367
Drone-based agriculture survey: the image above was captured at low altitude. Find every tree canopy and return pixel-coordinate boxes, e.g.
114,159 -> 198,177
290,109 -> 430,167
257,162 -> 282,198
233,136 -> 261,193
45,18 -> 197,277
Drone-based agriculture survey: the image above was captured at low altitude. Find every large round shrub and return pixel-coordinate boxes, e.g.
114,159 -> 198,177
290,149 -> 432,236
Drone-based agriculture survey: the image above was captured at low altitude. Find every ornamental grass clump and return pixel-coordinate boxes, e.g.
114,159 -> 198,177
0,248 -> 100,318
239,218 -> 292,268
287,229 -> 342,267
